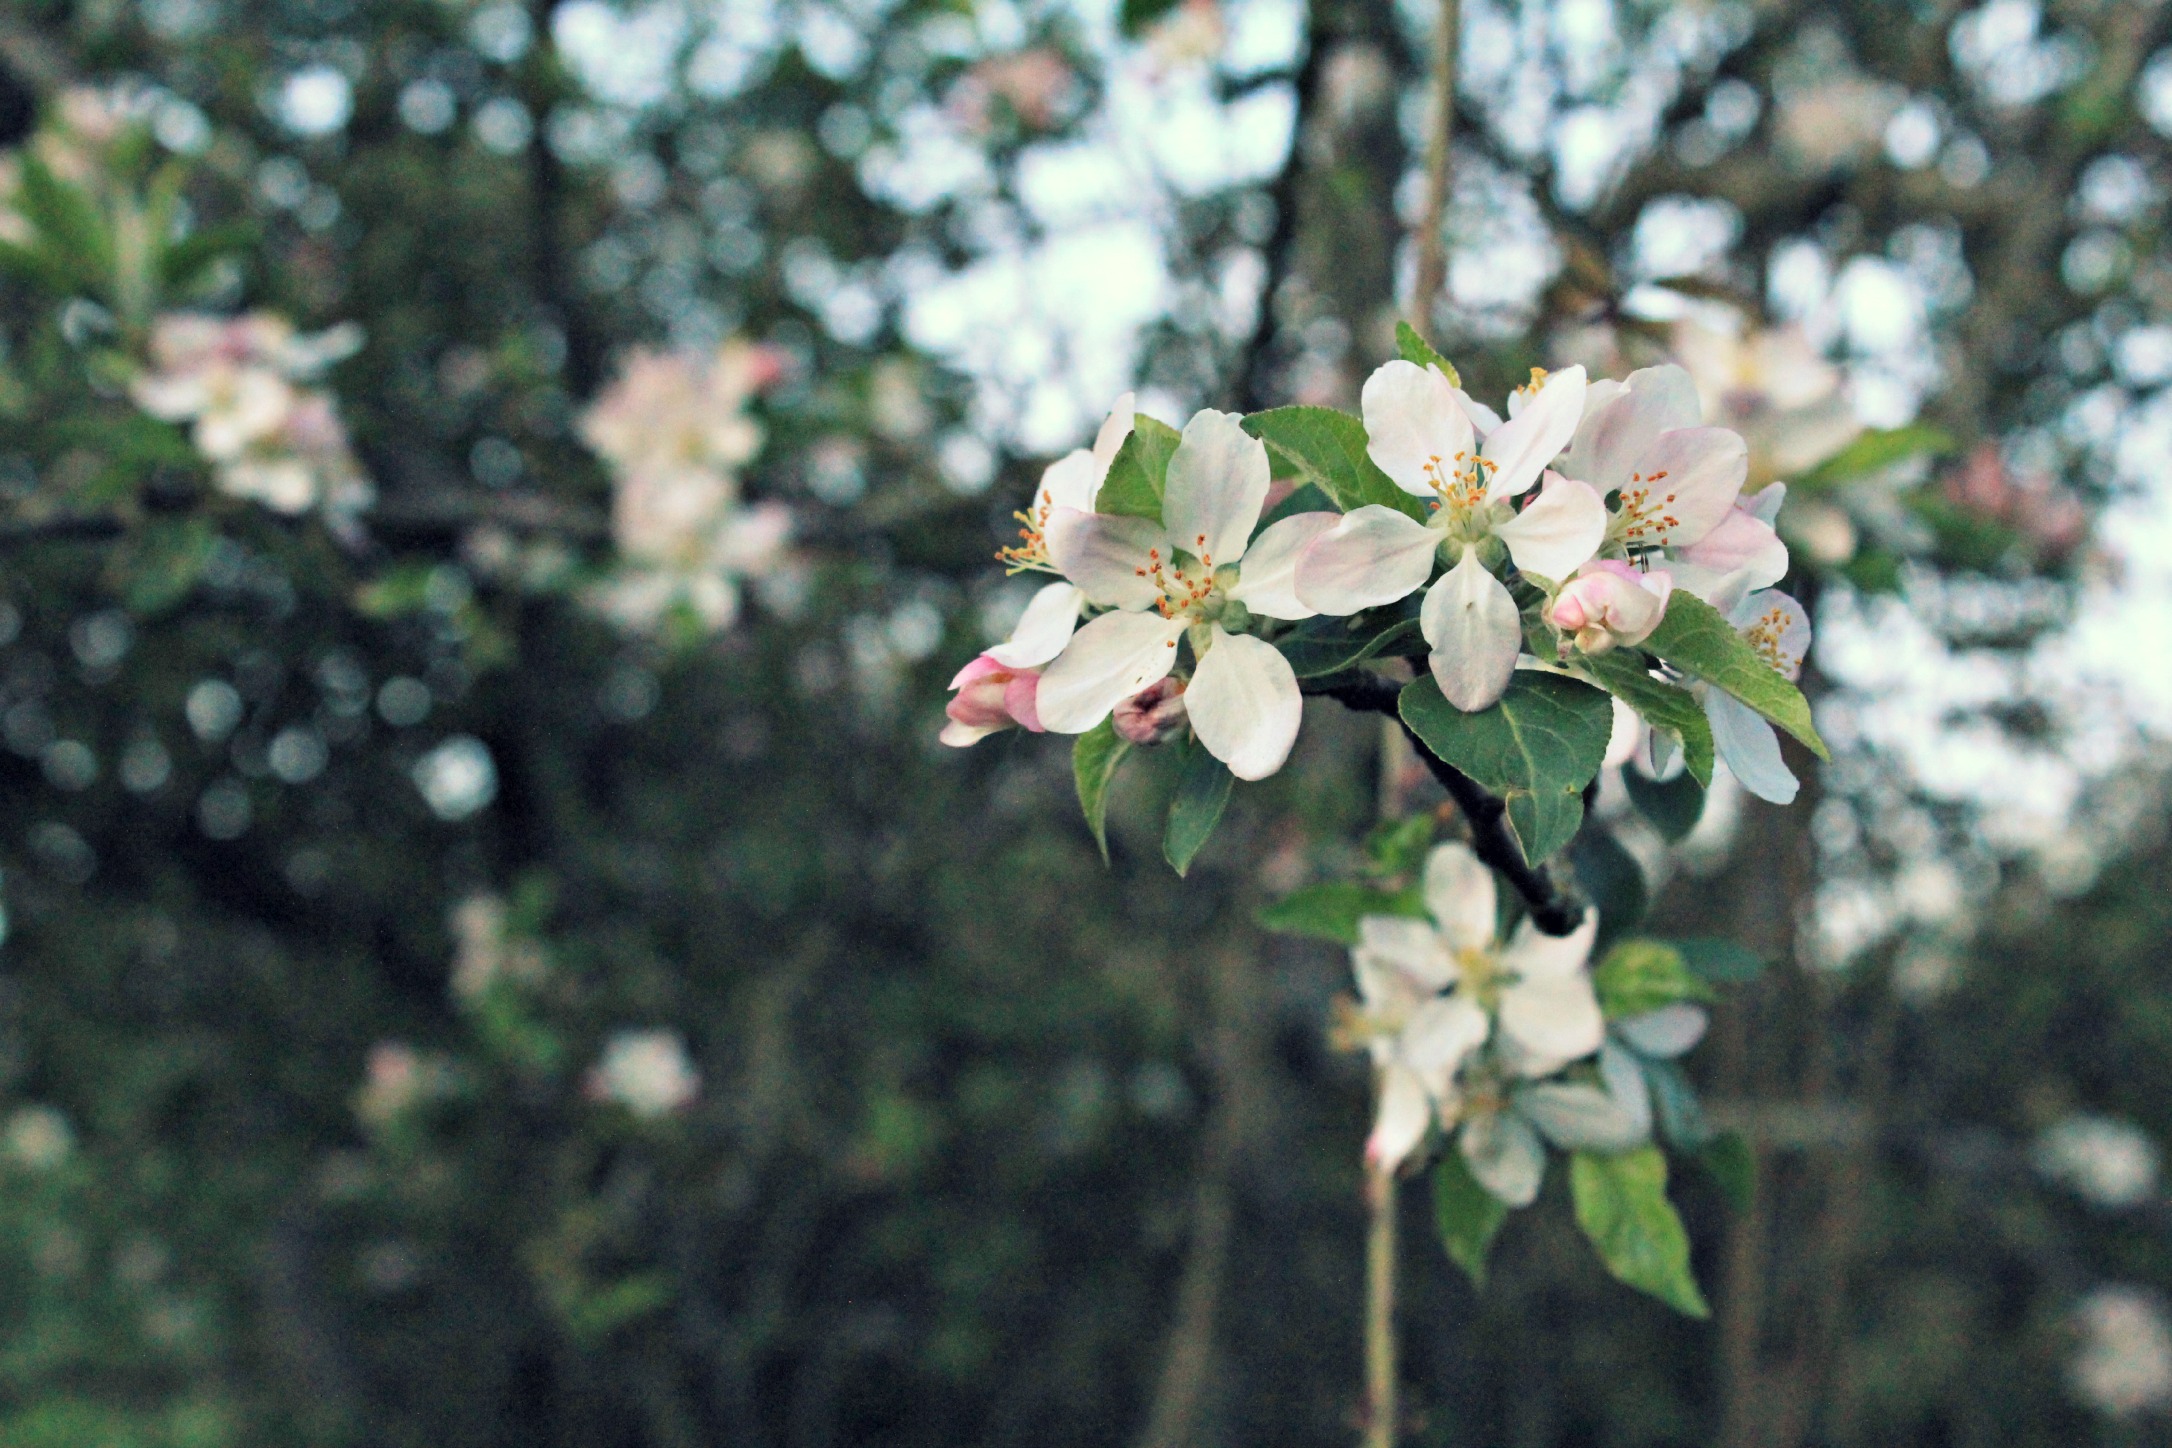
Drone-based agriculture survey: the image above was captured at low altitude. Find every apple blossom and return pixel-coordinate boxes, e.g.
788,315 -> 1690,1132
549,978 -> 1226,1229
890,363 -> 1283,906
587,1029 -> 701,1118
1112,676 -> 1189,745
1546,559 -> 1674,655
1295,361 -> 1604,711
1670,316 -> 1863,489
940,653 -> 1044,746
1033,409 -> 1336,780
1706,586 -> 1812,804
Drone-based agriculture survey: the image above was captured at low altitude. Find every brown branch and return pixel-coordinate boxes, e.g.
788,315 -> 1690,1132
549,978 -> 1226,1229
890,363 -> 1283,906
1407,0 -> 1459,325
1308,671 -> 1585,935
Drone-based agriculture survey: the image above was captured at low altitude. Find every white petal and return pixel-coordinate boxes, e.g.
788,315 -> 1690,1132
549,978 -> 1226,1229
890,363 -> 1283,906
1037,450 -> 1104,514
1493,472 -> 1607,582
1559,367 -> 1699,495
1678,508 -> 1788,590
1502,909 -> 1598,981
1421,841 -> 1497,954
1604,696 -> 1642,769
1499,974 -> 1605,1068
1401,994 -> 1491,1097
1369,1063 -> 1433,1172
1635,426 -> 1748,549
986,582 -> 1083,668
1601,1038 -> 1655,1139
1452,386 -> 1502,437
1090,391 -> 1137,468
1044,509 -> 1166,609
1420,553 -> 1521,712
1361,360 -> 1474,497
1355,915 -> 1458,997
1186,625 -> 1302,780
1519,1081 -> 1646,1152
1707,688 -> 1798,804
1727,588 -> 1812,681
1231,512 -> 1339,620
1460,1106 -> 1546,1207
1293,505 -> 1440,615
1163,409 -> 1270,567
1034,610 -> 1187,733
1745,482 -> 1787,525
1617,1003 -> 1710,1059
1482,365 -> 1585,501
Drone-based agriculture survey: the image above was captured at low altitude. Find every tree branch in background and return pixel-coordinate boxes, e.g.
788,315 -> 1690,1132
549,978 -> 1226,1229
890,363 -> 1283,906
1310,671 -> 1586,935
1407,0 -> 1459,325
1229,0 -> 1324,413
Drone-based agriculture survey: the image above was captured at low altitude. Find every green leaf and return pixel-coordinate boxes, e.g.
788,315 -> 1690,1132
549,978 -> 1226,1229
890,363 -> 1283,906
1095,415 -> 1180,522
1394,321 -> 1460,386
1572,647 -> 1714,786
1164,739 -> 1233,876
1570,828 -> 1647,952
1398,671 -> 1615,867
1700,1131 -> 1756,1213
1593,939 -> 1714,1019
17,152 -> 112,292
1073,721 -> 1132,863
1363,813 -> 1436,875
1433,1148 -> 1508,1287
160,221 -> 260,292
1570,1146 -> 1710,1317
1254,480 -> 1332,536
1256,881 -> 1425,944
1118,0 -> 1183,35
1241,407 -> 1426,521
1675,937 -> 1766,984
1624,767 -> 1706,843
1796,424 -> 1955,491
1275,615 -> 1423,679
1642,592 -> 1826,759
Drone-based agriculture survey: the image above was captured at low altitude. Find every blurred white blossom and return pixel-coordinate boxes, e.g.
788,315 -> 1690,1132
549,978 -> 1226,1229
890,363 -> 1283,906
2,1105 -> 75,1170
2035,1114 -> 2160,1210
2073,1287 -> 2172,1417
131,311 -> 372,517
586,1029 -> 700,1117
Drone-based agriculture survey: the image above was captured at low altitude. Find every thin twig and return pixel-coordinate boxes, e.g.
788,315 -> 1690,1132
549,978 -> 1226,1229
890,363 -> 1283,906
1407,0 -> 1459,326
1361,1165 -> 1399,1448
1309,672 -> 1586,935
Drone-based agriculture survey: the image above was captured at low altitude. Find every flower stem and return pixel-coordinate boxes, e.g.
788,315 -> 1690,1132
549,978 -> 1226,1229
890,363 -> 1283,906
1362,1163 -> 1399,1448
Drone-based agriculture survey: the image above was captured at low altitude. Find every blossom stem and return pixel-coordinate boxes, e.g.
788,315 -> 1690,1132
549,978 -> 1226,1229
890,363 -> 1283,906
1362,1162 -> 1399,1448
1307,672 -> 1586,935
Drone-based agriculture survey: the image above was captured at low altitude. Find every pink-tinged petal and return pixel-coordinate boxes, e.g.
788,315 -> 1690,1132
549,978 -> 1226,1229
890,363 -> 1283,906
1706,689 -> 1798,804
1557,365 -> 1702,494
1186,625 -> 1302,780
986,582 -> 1083,668
1493,472 -> 1606,583
1163,409 -> 1270,567
1482,364 -> 1585,501
1035,610 -> 1188,733
1112,677 -> 1188,745
1745,482 -> 1786,525
1361,360 -> 1475,497
1628,426 -> 1748,549
1548,559 -> 1672,652
1293,505 -> 1439,615
1499,973 -> 1605,1068
1036,449 -> 1104,514
1003,670 -> 1044,732
1420,553 -> 1521,712
1230,511 -> 1338,620
1368,1062 -> 1433,1173
1502,909 -> 1598,981
947,653 -> 1009,692
1677,507 -> 1788,590
1044,508 -> 1166,610
1421,841 -> 1497,955
1090,391 -> 1137,468
939,719 -> 1006,747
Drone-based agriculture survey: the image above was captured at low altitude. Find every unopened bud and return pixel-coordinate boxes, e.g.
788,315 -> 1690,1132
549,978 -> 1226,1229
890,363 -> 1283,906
1112,676 -> 1188,746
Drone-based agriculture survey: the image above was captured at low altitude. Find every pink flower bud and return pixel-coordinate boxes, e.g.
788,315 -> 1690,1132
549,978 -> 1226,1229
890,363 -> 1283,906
1112,676 -> 1189,746
1548,559 -> 1673,654
940,653 -> 1044,747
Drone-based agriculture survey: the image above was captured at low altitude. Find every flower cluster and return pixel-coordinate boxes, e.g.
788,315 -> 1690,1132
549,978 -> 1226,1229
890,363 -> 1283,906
131,312 -> 373,517
579,341 -> 792,635
1336,842 -> 1704,1198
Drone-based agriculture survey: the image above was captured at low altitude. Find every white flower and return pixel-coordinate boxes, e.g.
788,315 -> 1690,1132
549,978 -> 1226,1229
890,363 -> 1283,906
587,1029 -> 700,1118
1705,585 -> 1812,805
1556,362 -> 1760,572
1670,317 -> 1862,488
1341,841 -> 1606,1179
1035,409 -> 1336,780
1295,362 -> 1603,712
2074,1287 -> 2172,1417
2036,1115 -> 2161,1210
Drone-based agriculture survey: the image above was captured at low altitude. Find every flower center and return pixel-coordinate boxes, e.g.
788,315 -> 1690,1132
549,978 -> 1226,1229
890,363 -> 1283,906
1134,537 -> 1223,620
1740,604 -> 1800,677
1454,945 -> 1504,1011
996,488 -> 1060,572
1612,469 -> 1682,547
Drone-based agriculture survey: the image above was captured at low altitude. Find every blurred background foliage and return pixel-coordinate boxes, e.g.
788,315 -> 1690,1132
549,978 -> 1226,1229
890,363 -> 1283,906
0,0 -> 2170,1445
